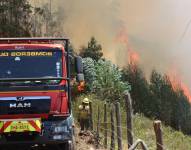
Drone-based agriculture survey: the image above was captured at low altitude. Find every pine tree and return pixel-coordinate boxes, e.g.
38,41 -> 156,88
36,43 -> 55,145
79,37 -> 103,61
122,64 -> 151,115
0,0 -> 32,37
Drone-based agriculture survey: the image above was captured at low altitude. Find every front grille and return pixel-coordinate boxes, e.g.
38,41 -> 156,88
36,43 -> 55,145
0,96 -> 51,115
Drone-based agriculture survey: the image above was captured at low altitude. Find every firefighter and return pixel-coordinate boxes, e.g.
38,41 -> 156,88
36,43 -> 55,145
78,97 -> 90,132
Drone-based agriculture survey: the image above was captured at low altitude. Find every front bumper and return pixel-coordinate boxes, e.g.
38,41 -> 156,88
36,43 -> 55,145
0,115 -> 74,145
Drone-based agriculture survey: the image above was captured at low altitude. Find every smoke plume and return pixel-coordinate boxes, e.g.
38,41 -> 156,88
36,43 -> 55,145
31,0 -> 191,88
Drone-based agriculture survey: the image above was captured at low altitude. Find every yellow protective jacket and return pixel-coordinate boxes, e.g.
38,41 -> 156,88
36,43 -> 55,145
78,105 -> 90,119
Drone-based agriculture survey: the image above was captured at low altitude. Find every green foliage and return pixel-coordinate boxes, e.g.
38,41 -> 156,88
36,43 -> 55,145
82,58 -> 131,102
79,37 -> 103,61
122,66 -> 191,134
81,55 -> 191,135
92,60 -> 130,102
176,90 -> 191,133
0,1 -> 63,37
0,0 -> 33,37
80,44 -> 191,135
82,57 -> 96,91
149,71 -> 191,133
149,70 -> 164,118
150,72 -> 176,125
122,64 -> 151,115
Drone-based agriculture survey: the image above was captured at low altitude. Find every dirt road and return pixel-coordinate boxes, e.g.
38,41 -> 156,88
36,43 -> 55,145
0,127 -> 105,150
74,127 -> 105,150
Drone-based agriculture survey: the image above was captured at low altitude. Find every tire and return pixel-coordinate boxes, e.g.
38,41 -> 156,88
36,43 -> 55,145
66,136 -> 75,150
59,136 -> 76,150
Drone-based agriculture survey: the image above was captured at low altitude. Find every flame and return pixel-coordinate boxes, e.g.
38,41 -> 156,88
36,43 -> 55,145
115,28 -> 128,44
115,28 -> 140,65
168,69 -> 181,91
128,48 -> 140,65
168,69 -> 191,102
181,83 -> 191,102
116,27 -> 191,102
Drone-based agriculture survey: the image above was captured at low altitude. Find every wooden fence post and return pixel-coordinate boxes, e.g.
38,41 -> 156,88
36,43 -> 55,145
124,91 -> 133,148
104,103 -> 108,149
153,120 -> 164,150
115,102 -> 123,150
110,104 -> 115,150
89,101 -> 93,130
96,105 -> 100,149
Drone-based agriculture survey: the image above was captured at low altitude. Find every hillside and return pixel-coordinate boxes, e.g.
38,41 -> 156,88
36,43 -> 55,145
73,94 -> 191,150
132,114 -> 191,150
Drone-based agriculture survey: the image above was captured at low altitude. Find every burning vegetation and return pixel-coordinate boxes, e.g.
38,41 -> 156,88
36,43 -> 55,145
168,69 -> 191,103
116,28 -> 140,66
1,0 -> 191,138
115,28 -> 191,134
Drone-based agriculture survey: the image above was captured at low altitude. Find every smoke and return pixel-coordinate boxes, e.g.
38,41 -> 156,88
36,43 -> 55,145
59,0 -> 123,64
31,0 -> 124,64
31,0 -> 191,87
118,0 -> 191,88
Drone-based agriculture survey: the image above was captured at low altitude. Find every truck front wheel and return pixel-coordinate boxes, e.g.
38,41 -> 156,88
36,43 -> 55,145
59,136 -> 75,150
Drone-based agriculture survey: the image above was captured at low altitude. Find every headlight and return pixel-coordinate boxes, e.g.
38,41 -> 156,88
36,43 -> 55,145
53,135 -> 62,140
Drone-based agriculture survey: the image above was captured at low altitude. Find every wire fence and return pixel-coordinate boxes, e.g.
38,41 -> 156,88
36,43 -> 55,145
73,91 -> 191,149
88,91 -> 166,150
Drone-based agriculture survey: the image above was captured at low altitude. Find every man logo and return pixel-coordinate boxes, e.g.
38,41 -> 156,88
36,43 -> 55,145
9,103 -> 31,108
16,97 -> 24,101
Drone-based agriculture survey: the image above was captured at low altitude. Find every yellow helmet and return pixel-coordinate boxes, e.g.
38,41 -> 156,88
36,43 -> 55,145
82,98 -> 89,104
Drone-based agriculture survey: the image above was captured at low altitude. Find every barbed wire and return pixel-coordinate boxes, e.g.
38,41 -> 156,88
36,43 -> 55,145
94,123 -> 176,150
94,118 -> 191,150
94,121 -> 168,150
98,126 -> 155,150
75,94 -> 190,150
92,110 -> 190,150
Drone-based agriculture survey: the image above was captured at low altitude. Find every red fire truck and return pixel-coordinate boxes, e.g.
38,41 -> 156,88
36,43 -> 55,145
0,38 -> 84,149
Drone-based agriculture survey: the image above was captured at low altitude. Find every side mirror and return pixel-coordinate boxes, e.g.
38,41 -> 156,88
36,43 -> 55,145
77,73 -> 84,82
75,56 -> 83,74
75,56 -> 84,82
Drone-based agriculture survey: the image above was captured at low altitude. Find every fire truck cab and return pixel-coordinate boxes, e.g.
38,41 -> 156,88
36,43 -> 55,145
0,38 -> 84,149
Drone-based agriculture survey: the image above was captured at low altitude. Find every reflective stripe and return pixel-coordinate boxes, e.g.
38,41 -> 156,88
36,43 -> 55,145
0,121 -> 3,132
0,121 -> 11,133
36,120 -> 41,127
28,120 -> 41,132
0,119 -> 41,133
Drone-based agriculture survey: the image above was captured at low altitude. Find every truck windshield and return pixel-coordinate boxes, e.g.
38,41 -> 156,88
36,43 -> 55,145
0,49 -> 63,80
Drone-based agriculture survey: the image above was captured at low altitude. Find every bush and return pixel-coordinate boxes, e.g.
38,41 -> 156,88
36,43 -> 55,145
92,60 -> 130,102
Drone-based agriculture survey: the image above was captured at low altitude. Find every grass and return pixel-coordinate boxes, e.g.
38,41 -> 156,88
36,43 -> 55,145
72,94 -> 191,150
